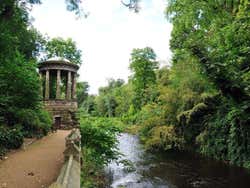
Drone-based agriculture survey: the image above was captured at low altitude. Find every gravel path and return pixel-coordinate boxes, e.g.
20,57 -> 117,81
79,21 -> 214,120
0,130 -> 70,188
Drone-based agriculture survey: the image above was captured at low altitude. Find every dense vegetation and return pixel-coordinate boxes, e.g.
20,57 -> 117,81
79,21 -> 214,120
44,37 -> 82,65
0,0 -> 82,156
79,115 -> 123,187
0,1 -> 249,187
80,0 -> 250,169
166,0 -> 250,168
0,0 -> 50,156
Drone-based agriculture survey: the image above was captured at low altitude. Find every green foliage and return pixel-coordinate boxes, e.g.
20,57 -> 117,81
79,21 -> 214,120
164,0 -> 250,168
0,1 -> 42,61
0,1 -> 53,154
0,54 -> 41,124
137,103 -> 165,137
196,100 -> 250,168
0,146 -> 7,158
177,102 -> 209,145
80,117 -> 123,167
80,117 -> 124,187
0,126 -> 24,149
81,95 -> 97,116
44,37 -> 82,65
135,103 -> 184,151
0,0 -> 52,146
37,109 -> 52,135
85,79 -> 131,117
129,47 -> 159,110
15,108 -> 52,137
144,126 -> 184,151
166,0 -> 250,101
77,81 -> 89,107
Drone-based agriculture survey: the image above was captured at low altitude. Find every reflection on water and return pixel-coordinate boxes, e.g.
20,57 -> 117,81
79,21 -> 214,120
106,133 -> 250,188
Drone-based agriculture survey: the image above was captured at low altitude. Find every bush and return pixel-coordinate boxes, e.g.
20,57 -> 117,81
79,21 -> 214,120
80,117 -> 122,167
196,99 -> 250,168
16,109 -> 40,137
0,146 -> 7,158
16,108 -> 52,137
80,117 -> 122,187
37,109 -> 52,135
136,103 -> 166,141
0,126 -> 24,149
145,125 -> 184,151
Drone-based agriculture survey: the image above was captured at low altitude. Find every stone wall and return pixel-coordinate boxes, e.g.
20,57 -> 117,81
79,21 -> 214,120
44,100 -> 78,129
49,129 -> 81,188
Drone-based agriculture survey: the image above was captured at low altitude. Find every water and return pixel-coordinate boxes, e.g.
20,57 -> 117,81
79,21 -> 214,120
106,133 -> 250,188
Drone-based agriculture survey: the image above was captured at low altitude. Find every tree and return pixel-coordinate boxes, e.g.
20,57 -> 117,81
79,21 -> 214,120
77,81 -> 89,107
82,95 -> 97,115
166,0 -> 250,102
121,0 -> 140,12
0,0 -> 44,126
165,0 -> 250,168
0,0 -> 52,144
129,47 -> 159,110
44,37 -> 82,65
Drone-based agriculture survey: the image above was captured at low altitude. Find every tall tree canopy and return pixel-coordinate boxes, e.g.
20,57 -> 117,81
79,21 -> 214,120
0,0 -> 52,143
166,0 -> 250,102
165,0 -> 250,168
77,81 -> 89,107
44,37 -> 82,65
129,47 -> 159,110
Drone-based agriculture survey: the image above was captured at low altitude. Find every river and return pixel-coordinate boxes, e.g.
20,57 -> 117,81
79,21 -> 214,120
106,133 -> 250,188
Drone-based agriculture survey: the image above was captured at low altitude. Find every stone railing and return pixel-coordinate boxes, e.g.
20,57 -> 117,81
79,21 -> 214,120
49,129 -> 81,188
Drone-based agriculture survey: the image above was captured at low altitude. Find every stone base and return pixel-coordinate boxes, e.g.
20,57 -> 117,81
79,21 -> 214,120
44,100 -> 79,129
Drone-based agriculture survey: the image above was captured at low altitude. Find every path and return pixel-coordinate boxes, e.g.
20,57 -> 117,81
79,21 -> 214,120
0,130 -> 70,188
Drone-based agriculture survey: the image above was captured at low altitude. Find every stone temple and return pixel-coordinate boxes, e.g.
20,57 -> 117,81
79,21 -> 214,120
38,58 -> 79,129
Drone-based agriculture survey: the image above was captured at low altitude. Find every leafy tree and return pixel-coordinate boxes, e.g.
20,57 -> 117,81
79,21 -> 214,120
82,95 -> 97,116
114,82 -> 134,117
165,0 -> 250,168
166,0 -> 250,102
77,81 -> 89,107
80,117 -> 122,167
44,37 -> 82,65
0,1 -> 52,154
0,0 -> 46,127
92,79 -> 126,117
129,47 -> 159,110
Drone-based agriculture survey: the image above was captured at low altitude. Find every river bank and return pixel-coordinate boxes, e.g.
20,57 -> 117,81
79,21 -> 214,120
106,133 -> 250,188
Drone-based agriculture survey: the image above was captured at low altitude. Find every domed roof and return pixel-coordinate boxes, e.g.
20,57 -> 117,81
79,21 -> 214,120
46,56 -> 71,63
38,56 -> 79,72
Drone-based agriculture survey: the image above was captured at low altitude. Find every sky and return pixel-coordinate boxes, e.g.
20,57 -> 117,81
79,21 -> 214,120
31,0 -> 172,94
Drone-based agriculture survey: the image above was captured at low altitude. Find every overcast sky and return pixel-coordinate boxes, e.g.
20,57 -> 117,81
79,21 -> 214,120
31,0 -> 172,94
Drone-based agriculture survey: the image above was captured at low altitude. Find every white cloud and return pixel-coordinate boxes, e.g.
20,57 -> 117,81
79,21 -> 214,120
31,0 -> 172,94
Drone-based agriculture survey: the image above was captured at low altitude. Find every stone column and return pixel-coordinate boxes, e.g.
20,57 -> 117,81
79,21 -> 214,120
56,70 -> 61,99
39,72 -> 43,97
66,71 -> 72,100
39,72 -> 42,80
72,73 -> 77,99
45,70 -> 50,100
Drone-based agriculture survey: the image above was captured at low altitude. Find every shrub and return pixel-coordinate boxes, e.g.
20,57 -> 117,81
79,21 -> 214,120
0,126 -> 24,149
0,146 -> 7,158
145,125 -> 184,151
136,103 -> 166,141
80,117 -> 122,187
80,117 -> 122,167
16,109 -> 40,137
37,109 -> 52,135
196,99 -> 250,168
16,108 -> 52,137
